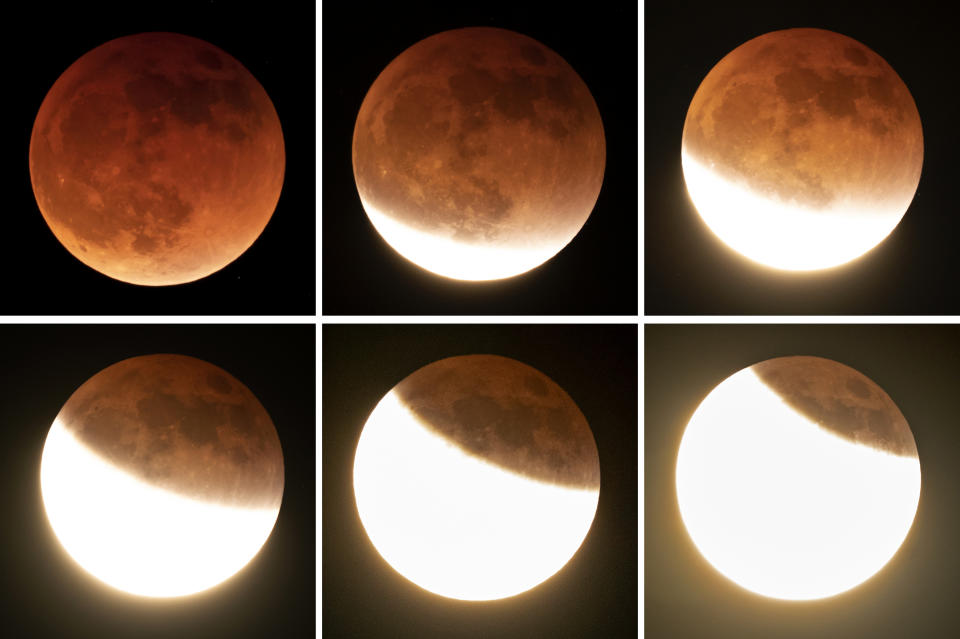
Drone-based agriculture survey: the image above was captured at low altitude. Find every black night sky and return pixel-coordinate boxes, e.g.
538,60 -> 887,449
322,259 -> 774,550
646,325 -> 960,638
0,324 -> 314,639
322,2 -> 638,315
323,324 -> 637,638
8,1 -> 314,315
645,1 -> 959,314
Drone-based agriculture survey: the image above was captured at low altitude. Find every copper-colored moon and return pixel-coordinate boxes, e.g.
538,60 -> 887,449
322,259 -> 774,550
353,354 -> 600,600
681,29 -> 923,271
751,356 -> 918,457
352,27 -> 605,281
40,354 -> 284,597
30,33 -> 285,286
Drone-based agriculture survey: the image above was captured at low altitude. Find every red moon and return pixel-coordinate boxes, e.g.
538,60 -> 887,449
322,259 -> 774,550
682,29 -> 923,271
352,27 -> 605,281
52,354 -> 284,509
30,33 -> 285,286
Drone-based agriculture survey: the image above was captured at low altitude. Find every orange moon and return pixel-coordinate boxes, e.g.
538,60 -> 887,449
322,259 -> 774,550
30,33 -> 285,286
681,29 -> 923,271
352,27 -> 605,281
40,354 -> 284,597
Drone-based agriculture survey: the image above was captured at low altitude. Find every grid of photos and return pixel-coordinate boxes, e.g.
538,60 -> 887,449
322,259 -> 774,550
18,1 -> 960,637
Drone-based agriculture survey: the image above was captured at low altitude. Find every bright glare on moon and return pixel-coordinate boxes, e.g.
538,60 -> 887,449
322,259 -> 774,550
682,29 -> 923,271
40,355 -> 284,598
676,356 -> 921,600
353,355 -> 600,600
353,28 -> 605,281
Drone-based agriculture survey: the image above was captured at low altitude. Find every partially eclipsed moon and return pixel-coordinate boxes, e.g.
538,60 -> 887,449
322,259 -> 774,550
676,356 -> 921,600
353,355 -> 600,600
352,27 -> 606,281
40,354 -> 284,597
681,29 -> 923,271
30,33 -> 285,286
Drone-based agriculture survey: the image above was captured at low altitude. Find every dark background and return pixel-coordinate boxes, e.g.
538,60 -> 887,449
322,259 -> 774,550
0,324 -> 315,638
645,1 -> 958,314
8,1 -> 314,315
321,2 -> 638,315
645,324 -> 960,638
322,324 -> 638,637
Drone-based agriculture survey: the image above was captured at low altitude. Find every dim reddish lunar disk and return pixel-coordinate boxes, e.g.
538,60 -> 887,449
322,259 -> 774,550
352,27 -> 605,281
56,354 -> 284,509
30,33 -> 285,286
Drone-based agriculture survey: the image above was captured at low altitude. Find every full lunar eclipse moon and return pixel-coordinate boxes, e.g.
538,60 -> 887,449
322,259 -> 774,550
30,33 -> 285,286
40,354 -> 284,597
352,28 -> 606,281
353,354 -> 600,600
682,29 -> 923,271
676,356 -> 921,600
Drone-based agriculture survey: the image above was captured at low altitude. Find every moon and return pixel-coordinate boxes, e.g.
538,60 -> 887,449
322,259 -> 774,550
676,356 -> 921,600
352,27 -> 605,281
681,29 -> 923,271
40,354 -> 284,597
30,32 -> 285,286
353,354 -> 600,600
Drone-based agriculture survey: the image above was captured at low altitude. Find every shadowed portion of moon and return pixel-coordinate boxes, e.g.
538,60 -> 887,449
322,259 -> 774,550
392,354 -> 599,490
353,27 -> 604,263
56,354 -> 283,509
30,32 -> 285,285
753,356 -> 917,458
683,28 -> 922,211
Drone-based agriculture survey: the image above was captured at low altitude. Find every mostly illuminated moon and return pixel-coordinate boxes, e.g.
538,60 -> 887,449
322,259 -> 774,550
353,355 -> 600,600
676,356 -> 921,600
30,33 -> 285,285
40,354 -> 284,597
352,28 -> 605,281
681,29 -> 923,270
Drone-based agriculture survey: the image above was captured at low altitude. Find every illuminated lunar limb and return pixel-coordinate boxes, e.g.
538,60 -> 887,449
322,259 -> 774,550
681,29 -> 923,271
353,355 -> 601,600
39,355 -> 284,598
352,28 -> 605,281
676,356 -> 921,600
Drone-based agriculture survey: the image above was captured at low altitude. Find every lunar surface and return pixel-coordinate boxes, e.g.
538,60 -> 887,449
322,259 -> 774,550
353,354 -> 600,600
30,33 -> 285,286
40,354 -> 284,597
352,28 -> 605,281
676,356 -> 921,600
681,29 -> 923,270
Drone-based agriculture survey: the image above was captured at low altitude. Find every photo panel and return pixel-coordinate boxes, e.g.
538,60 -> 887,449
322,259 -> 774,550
645,324 -> 960,637
322,1 -> 638,315
645,0 -> 956,314
323,324 -> 638,637
9,1 -> 315,315
0,324 -> 315,638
